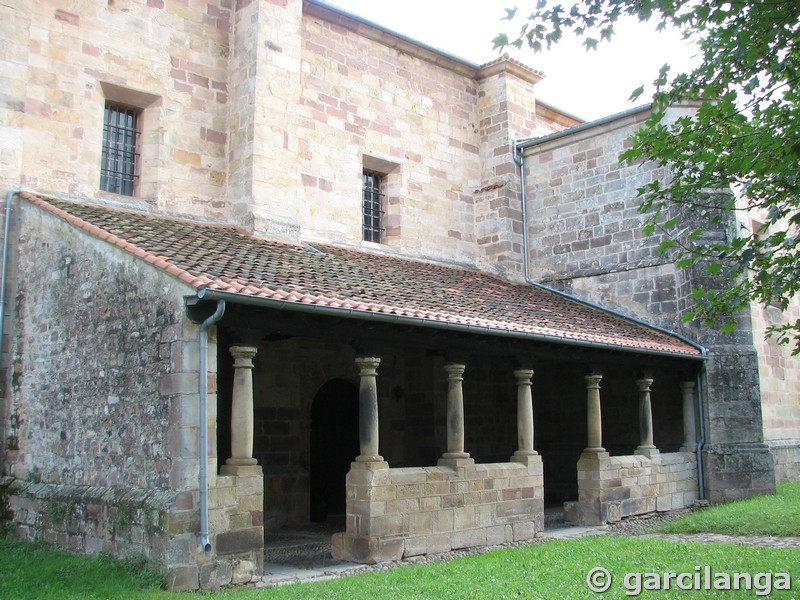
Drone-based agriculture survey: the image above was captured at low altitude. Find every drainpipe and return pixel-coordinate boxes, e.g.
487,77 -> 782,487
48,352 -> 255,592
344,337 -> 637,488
199,300 -> 225,552
0,188 -> 23,350
695,363 -> 707,500
512,142 -> 707,355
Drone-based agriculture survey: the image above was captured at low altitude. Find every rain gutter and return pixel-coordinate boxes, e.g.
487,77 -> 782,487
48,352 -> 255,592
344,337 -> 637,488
194,288 -> 703,361
199,299 -> 225,552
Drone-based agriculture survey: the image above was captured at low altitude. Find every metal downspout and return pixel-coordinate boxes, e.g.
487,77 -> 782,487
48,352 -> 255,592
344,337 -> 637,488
512,142 -> 708,356
696,364 -> 708,500
0,188 -> 23,349
199,300 -> 225,552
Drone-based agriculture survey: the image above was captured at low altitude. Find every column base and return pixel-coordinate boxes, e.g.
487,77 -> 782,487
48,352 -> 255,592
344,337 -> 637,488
583,447 -> 606,454
513,450 -> 538,457
220,464 -> 262,477
355,454 -> 385,463
225,457 -> 258,466
438,455 -> 474,468
634,446 -> 659,458
350,459 -> 390,470
680,444 -> 698,453
511,453 -> 542,474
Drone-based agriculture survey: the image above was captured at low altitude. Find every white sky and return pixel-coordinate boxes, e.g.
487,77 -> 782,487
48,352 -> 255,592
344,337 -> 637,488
324,0 -> 700,121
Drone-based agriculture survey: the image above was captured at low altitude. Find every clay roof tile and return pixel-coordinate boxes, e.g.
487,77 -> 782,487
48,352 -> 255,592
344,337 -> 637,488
24,194 -> 702,357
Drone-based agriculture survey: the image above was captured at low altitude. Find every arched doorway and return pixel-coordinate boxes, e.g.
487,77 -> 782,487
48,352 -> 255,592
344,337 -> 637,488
309,379 -> 359,522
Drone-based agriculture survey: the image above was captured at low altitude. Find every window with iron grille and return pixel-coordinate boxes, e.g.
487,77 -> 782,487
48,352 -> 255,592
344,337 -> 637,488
362,170 -> 385,243
100,103 -> 139,196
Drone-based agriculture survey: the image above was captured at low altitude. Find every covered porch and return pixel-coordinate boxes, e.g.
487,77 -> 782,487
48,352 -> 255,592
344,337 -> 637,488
209,297 -> 703,564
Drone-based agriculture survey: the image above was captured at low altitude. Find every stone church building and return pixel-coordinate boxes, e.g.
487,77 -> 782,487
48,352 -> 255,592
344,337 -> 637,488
1,0 -> 797,590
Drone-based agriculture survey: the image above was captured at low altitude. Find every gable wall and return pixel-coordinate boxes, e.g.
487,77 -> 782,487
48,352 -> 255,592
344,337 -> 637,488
5,203 -> 192,488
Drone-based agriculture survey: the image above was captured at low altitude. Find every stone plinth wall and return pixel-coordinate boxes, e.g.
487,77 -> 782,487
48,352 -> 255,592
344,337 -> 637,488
3,478 -> 174,563
332,458 -> 543,564
565,452 -> 697,525
767,440 -> 800,483
1,471 -> 264,591
197,470 -> 264,590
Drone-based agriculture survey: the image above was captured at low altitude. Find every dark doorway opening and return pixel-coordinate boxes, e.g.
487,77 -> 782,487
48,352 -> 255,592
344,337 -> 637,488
309,379 -> 359,522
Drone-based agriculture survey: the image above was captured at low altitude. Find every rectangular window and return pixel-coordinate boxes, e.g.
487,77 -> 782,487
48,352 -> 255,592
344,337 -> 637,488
362,170 -> 385,243
100,103 -> 139,196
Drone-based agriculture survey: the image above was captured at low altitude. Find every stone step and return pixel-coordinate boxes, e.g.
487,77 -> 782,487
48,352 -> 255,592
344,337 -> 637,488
263,541 -> 333,567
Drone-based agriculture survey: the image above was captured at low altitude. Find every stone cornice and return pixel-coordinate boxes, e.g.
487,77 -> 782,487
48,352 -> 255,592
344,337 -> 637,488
304,0 -> 480,78
304,0 -> 545,86
476,54 -> 544,85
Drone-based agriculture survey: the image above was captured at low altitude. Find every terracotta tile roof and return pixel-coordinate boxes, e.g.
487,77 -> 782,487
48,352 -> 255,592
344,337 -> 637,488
23,193 -> 703,357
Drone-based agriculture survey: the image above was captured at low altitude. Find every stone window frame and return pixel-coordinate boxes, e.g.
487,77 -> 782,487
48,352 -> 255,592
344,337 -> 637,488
100,103 -> 139,196
361,155 -> 401,245
97,82 -> 161,201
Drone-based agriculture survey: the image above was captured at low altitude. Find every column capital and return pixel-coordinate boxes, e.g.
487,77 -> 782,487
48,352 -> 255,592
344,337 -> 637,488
444,363 -> 466,379
680,380 -> 696,392
636,377 -> 653,392
230,345 -> 258,367
584,373 -> 602,388
355,356 -> 381,376
513,369 -> 534,384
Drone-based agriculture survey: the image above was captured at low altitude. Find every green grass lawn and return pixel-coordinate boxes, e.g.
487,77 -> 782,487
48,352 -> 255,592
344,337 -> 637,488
2,536 -> 797,599
658,481 -> 800,536
3,483 -> 800,599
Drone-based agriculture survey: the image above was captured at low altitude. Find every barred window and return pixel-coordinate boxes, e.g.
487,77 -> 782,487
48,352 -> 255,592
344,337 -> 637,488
100,103 -> 139,196
362,170 -> 385,243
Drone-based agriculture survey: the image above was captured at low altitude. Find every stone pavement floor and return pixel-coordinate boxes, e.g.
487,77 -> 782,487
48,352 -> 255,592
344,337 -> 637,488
253,510 -> 800,589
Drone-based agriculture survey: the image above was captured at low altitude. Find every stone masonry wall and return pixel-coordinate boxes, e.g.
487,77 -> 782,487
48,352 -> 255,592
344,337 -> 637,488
523,106 -> 778,502
525,110 -> 670,281
1,1 -> 231,217
332,459 -> 543,564
5,479 -> 175,559
751,299 -> 800,482
6,202 -> 189,488
566,452 -> 697,525
3,200 -> 263,590
298,7 -> 481,263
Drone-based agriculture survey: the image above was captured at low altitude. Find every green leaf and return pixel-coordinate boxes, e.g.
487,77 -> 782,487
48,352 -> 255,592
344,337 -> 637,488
492,33 -> 509,50
629,85 -> 645,102
657,240 -> 675,254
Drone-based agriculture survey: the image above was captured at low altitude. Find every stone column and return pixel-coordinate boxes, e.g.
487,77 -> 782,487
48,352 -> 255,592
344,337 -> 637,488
354,356 -> 383,462
222,345 -> 259,475
680,381 -> 698,452
635,377 -> 658,457
584,374 -> 605,452
439,363 -> 473,466
513,369 -> 537,457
